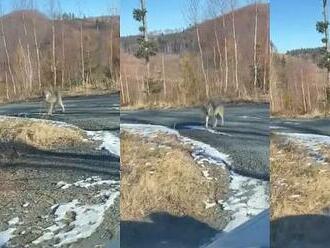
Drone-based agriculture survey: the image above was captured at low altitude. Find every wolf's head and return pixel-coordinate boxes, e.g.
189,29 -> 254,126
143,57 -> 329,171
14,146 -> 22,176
43,90 -> 52,100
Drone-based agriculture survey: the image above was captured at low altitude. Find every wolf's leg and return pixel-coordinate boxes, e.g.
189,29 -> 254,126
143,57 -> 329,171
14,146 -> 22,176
205,116 -> 209,128
59,99 -> 65,112
48,103 -> 54,115
213,117 -> 218,128
221,115 -> 224,126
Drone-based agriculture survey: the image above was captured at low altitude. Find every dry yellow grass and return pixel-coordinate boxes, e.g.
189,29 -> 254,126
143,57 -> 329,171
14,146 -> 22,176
0,118 -> 89,150
271,139 -> 330,220
120,131 -> 228,228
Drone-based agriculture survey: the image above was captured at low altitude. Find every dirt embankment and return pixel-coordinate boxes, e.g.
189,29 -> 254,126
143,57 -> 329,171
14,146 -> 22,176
0,117 -> 90,150
120,131 -> 229,229
271,138 -> 330,220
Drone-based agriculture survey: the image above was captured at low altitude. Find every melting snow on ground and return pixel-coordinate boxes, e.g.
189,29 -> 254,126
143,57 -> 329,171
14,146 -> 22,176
276,132 -> 330,163
57,176 -> 118,190
33,177 -> 119,247
185,125 -> 233,137
241,115 -> 262,120
0,217 -> 20,247
87,131 -> 120,157
121,123 -> 269,232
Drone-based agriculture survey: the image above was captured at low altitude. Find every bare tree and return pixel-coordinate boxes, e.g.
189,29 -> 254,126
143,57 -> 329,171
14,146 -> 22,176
20,1 -> 33,91
31,0 -> 42,89
221,0 -> 229,93
108,3 -> 117,80
253,1 -> 258,91
76,1 -> 85,85
230,0 -> 239,94
207,0 -> 223,92
57,1 -> 65,88
162,53 -> 167,98
0,3 -> 17,94
185,0 -> 209,98
49,0 -> 57,87
300,69 -> 307,113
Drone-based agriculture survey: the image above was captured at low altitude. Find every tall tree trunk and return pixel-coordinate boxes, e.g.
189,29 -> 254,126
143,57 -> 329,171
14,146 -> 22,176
263,3 -> 270,94
120,74 -> 126,104
80,22 -> 85,85
1,19 -> 16,94
22,12 -> 33,91
109,20 -> 113,79
307,83 -> 312,112
141,0 -> 150,94
33,17 -> 41,89
196,26 -> 209,98
301,69 -> 307,113
52,19 -> 57,87
162,53 -> 166,98
214,29 -> 223,92
18,38 -> 29,90
253,2 -> 258,91
61,23 -> 65,88
231,4 -> 239,94
213,46 -> 220,93
323,0 -> 330,85
223,15 -> 229,93
124,71 -> 131,104
5,72 -> 9,100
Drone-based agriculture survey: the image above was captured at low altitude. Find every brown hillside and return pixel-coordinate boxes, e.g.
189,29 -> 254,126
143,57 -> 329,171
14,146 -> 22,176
121,4 -> 270,107
0,10 -> 120,102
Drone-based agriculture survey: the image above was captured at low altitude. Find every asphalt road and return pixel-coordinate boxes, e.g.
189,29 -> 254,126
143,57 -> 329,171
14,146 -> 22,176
0,94 -> 120,131
121,103 -> 270,180
0,94 -> 120,174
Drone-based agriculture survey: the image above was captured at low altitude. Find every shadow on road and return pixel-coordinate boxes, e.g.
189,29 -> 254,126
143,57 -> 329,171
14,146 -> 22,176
121,212 -> 218,248
0,141 -> 120,176
271,214 -> 330,248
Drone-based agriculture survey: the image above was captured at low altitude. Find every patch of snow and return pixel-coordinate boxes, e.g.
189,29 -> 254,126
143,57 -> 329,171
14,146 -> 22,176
275,132 -> 330,163
221,176 -> 268,232
0,228 -> 16,247
8,217 -> 19,226
204,201 -> 217,209
185,125 -> 233,137
276,132 -> 330,147
0,217 -> 20,246
87,131 -> 120,157
57,181 -> 72,189
32,191 -> 119,247
241,116 -> 262,120
22,202 -> 30,208
57,176 -> 118,190
202,170 -> 213,180
122,123 -> 231,167
121,123 -> 269,232
204,210 -> 269,248
270,126 -> 283,130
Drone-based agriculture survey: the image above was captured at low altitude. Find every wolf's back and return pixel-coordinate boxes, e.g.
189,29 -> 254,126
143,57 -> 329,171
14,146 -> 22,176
214,105 -> 224,117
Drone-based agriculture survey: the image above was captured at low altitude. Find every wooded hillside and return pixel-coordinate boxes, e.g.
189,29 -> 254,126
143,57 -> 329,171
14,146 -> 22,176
0,10 -> 119,102
121,3 -> 270,107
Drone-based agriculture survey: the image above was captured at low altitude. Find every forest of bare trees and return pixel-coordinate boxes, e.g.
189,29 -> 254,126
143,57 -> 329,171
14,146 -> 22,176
0,1 -> 119,102
270,48 -> 329,116
121,2 -> 270,107
270,0 -> 330,117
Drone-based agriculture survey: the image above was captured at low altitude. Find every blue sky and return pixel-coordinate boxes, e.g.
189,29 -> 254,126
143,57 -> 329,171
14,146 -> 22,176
121,0 -> 187,36
121,0 -> 251,36
271,0 -> 324,53
1,0 -> 119,17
